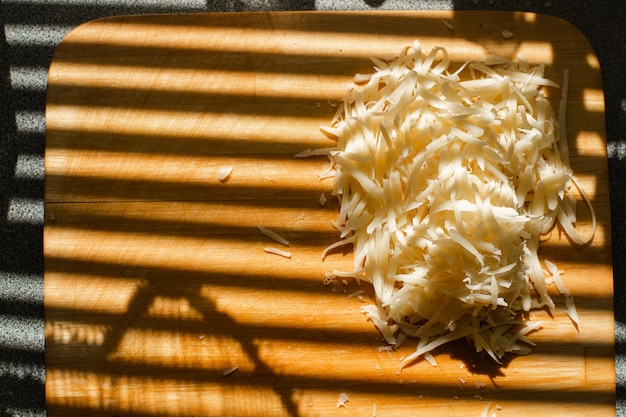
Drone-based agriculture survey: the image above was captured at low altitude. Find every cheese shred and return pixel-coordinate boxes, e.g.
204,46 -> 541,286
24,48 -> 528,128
263,247 -> 292,258
258,225 -> 290,246
318,41 -> 595,366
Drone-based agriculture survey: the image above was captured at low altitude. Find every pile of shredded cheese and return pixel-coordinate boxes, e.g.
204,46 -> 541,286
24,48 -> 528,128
319,41 -> 595,365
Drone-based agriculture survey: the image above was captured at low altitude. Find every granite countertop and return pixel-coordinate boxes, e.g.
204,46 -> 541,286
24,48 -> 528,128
1,1 -> 624,416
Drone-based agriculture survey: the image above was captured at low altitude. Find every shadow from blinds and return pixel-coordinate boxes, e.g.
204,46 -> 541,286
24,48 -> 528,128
44,254 -> 613,308
42,10 -> 613,417
45,272 -> 614,416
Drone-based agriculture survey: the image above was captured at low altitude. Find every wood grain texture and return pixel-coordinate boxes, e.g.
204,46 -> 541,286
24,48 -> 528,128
44,11 -> 614,417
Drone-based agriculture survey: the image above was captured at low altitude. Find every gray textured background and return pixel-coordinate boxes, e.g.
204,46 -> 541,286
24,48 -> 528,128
1,1 -> 624,416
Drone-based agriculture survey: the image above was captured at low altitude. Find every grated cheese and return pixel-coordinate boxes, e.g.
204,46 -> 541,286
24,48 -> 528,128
222,366 -> 238,376
258,225 -> 290,246
424,352 -> 438,367
218,166 -> 233,182
319,193 -> 328,206
263,247 -> 292,258
295,147 -> 335,158
348,289 -> 366,299
336,392 -> 349,408
480,402 -> 492,417
318,41 -> 595,366
442,20 -> 454,31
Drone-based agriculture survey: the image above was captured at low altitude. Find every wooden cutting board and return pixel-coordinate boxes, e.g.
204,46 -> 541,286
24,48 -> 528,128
44,11 -> 614,417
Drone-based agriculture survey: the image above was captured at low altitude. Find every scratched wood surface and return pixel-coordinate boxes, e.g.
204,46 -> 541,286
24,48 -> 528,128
44,11 -> 614,416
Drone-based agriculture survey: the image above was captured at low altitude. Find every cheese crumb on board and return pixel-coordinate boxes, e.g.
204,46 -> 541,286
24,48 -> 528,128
424,353 -> 438,367
319,40 -> 595,366
222,366 -> 238,376
479,402 -> 492,417
336,392 -> 349,408
348,289 -> 365,299
218,166 -> 233,182
263,247 -> 292,258
258,225 -> 289,246
295,147 -> 335,158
